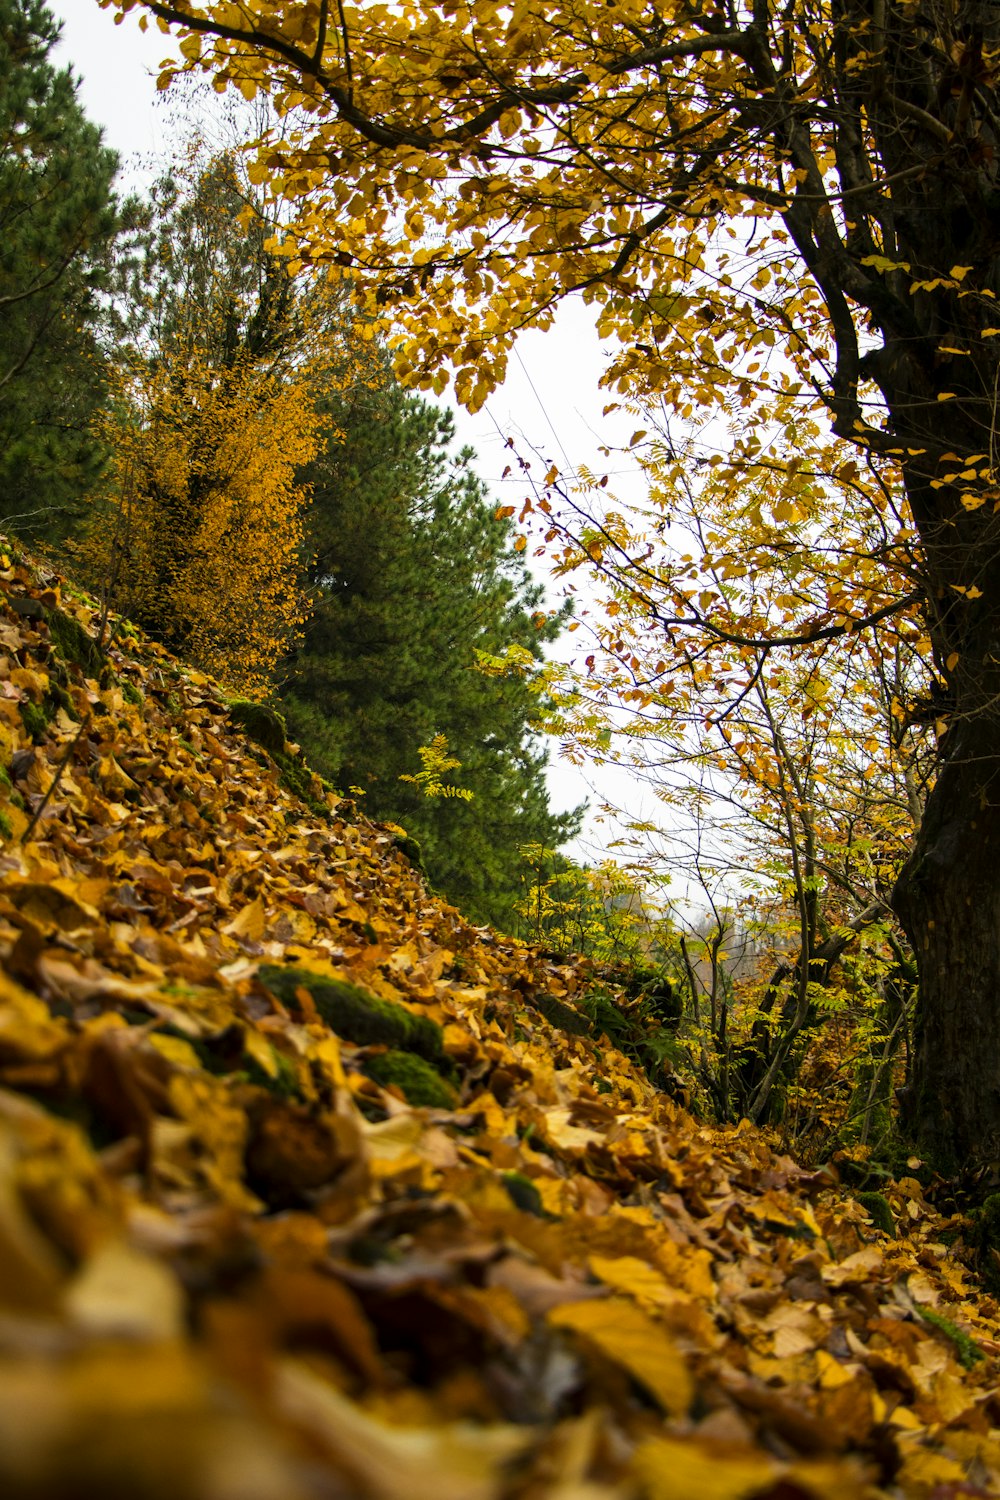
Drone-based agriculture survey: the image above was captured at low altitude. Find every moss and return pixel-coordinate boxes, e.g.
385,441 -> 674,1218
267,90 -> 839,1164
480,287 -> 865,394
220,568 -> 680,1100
0,809 -> 11,840
227,699 -> 288,754
21,699 -> 50,742
529,991 -> 593,1038
501,1171 -> 548,1217
45,681 -> 76,721
226,701 -> 331,818
363,1050 -> 457,1109
608,963 -> 682,1026
391,831 -> 425,874
271,746 -> 330,819
121,680 -> 144,707
856,1191 -> 896,1238
239,1048 -> 302,1100
968,1192 -> 1000,1291
257,965 -> 444,1060
917,1306 -> 984,1369
44,607 -> 104,679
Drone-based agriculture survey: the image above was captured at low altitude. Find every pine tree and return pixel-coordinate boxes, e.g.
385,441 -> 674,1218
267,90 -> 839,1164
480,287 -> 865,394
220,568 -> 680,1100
0,0 -> 124,541
281,375 -> 581,929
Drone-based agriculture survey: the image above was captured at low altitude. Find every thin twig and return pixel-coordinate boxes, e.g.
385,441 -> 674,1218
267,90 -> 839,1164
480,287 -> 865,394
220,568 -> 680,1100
20,715 -> 91,846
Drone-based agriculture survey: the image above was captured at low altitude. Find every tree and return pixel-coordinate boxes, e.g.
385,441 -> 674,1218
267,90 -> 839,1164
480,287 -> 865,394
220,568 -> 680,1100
89,149 -> 381,692
111,0 -> 1000,1165
0,0 -> 125,541
87,153 -> 329,690
533,424 -> 931,1138
280,369 -> 581,929
93,354 -> 319,691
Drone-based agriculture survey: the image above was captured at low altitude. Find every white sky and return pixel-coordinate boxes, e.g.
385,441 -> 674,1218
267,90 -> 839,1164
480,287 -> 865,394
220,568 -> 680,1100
49,0 -> 667,872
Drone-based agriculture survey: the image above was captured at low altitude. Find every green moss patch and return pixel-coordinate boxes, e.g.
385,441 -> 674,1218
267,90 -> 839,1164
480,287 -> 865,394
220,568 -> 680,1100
227,699 -> 288,754
501,1171 -> 548,1217
45,607 -> 104,679
227,701 -> 333,819
21,700 -> 50,742
917,1306 -> 984,1369
363,1050 -> 456,1109
238,1048 -> 302,1100
528,991 -> 592,1038
855,1191 -> 896,1238
968,1191 -> 1000,1291
271,746 -> 331,819
258,965 -> 443,1061
391,830 -> 425,875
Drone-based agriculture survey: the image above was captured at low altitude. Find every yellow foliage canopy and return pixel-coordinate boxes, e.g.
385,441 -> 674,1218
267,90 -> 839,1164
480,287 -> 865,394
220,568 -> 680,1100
92,352 -> 319,694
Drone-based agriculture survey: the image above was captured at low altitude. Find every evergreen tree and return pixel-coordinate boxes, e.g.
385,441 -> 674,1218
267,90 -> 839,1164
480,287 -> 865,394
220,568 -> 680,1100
281,376 -> 581,930
0,0 -> 123,540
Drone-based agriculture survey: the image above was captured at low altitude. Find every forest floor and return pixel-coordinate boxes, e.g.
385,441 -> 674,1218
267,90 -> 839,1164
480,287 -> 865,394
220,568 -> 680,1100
0,543 -> 999,1500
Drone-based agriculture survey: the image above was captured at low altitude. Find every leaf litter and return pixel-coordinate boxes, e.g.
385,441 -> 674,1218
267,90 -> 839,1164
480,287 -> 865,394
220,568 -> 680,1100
0,548 -> 998,1498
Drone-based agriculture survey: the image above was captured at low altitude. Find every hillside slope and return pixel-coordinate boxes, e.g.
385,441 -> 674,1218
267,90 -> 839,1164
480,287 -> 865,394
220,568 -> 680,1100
0,546 -> 999,1500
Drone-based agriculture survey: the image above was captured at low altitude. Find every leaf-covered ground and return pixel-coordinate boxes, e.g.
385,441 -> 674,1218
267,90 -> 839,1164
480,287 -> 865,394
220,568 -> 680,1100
1,548 -> 1000,1500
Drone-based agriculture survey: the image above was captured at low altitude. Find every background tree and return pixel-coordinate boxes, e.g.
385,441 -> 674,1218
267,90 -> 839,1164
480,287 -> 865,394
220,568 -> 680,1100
1,0 -> 126,541
115,0 -> 1000,1165
538,433 -> 931,1145
280,368 -> 582,929
86,151 -> 339,690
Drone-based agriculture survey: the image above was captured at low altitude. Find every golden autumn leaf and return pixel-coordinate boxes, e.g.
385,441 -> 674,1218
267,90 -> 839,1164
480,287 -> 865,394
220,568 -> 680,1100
548,1298 -> 693,1416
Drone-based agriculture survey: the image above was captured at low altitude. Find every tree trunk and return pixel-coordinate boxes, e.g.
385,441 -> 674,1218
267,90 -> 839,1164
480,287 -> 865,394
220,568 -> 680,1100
893,700 -> 1000,1170
853,0 -> 1000,1166
885,437 -> 1000,1168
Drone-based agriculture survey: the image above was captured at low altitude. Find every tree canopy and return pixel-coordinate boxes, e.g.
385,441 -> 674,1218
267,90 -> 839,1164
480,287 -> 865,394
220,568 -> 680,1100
111,0 -> 1000,1167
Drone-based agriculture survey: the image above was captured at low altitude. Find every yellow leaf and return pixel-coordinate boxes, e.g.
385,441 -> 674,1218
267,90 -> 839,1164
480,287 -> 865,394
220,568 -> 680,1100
946,652 -> 960,671
147,1033 -> 203,1071
633,1437 -> 778,1500
860,254 -> 910,274
547,1298 -> 692,1416
514,535 -> 527,552
588,1253 -> 675,1308
949,265 -> 973,280
222,896 -> 267,941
